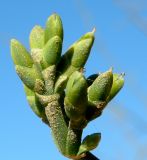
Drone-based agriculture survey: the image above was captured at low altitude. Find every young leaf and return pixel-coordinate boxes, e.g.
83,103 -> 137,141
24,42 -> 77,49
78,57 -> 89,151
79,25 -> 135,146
77,133 -> 101,155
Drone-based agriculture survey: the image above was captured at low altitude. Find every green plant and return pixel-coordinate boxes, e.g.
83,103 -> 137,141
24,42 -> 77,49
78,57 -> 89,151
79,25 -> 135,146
10,13 -> 124,160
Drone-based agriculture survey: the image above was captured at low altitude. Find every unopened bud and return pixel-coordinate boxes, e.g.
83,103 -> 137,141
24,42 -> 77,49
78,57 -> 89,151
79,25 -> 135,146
29,25 -> 44,49
65,71 -> 88,120
11,39 -> 33,67
15,65 -> 43,90
107,73 -> 124,102
45,13 -> 63,43
88,68 -> 113,106
42,36 -> 62,68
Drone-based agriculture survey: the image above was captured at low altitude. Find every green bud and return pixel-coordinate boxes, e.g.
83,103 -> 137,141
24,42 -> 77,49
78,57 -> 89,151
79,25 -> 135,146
71,31 -> 94,68
64,71 -> 88,122
15,65 -> 43,90
64,98 -> 84,122
42,36 -> 62,68
66,71 -> 87,106
88,68 -> 113,106
77,133 -> 101,155
107,73 -> 124,102
45,13 -> 63,43
77,28 -> 95,42
58,30 -> 94,72
29,25 -> 44,49
55,30 -> 95,90
10,39 -> 33,67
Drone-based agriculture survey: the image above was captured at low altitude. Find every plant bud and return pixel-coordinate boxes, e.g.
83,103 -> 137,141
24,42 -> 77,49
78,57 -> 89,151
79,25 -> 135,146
11,39 -> 33,67
15,65 -> 43,90
29,25 -> 44,49
55,30 -> 95,91
88,68 -> 113,106
71,31 -> 94,68
77,133 -> 101,155
64,71 -> 88,122
45,13 -> 63,43
42,36 -> 62,68
58,30 -> 94,73
66,71 -> 88,106
107,73 -> 124,102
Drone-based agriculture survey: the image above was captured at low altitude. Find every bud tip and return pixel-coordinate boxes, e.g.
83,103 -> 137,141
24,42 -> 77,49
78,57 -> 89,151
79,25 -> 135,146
109,67 -> 113,72
10,39 -> 17,45
92,27 -> 96,34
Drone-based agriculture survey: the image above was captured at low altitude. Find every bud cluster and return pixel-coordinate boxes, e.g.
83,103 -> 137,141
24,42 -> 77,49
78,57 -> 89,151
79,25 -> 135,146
11,13 -> 124,159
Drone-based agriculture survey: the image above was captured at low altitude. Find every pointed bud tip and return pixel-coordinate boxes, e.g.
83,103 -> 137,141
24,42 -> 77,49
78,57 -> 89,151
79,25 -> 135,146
51,12 -> 58,15
10,39 -> 18,45
49,13 -> 60,21
109,67 -> 113,72
119,73 -> 125,82
32,25 -> 43,30
92,27 -> 96,34
115,72 -> 125,80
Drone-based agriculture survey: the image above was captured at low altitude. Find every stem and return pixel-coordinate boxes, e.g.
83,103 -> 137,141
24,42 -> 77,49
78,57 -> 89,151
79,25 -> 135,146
42,65 -> 56,95
45,94 -> 68,155
66,123 -> 82,156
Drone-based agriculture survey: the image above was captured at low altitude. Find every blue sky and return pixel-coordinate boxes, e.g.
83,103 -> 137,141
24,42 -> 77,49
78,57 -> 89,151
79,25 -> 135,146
0,0 -> 147,159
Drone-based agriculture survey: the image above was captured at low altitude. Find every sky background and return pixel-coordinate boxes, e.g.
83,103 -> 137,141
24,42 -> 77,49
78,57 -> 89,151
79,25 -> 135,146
0,0 -> 147,160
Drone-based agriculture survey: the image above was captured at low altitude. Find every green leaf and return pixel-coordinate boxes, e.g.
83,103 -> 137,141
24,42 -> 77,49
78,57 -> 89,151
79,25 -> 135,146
77,133 -> 101,155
